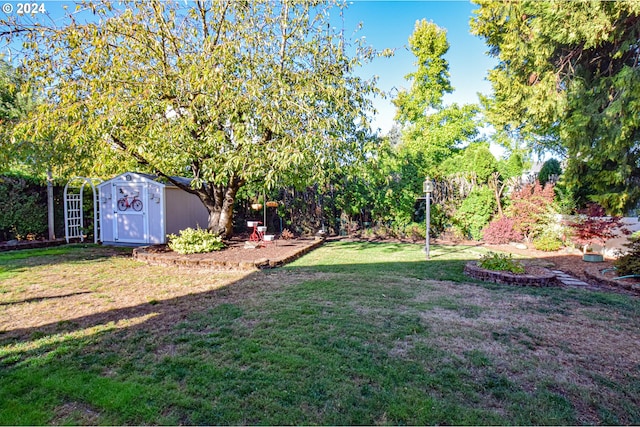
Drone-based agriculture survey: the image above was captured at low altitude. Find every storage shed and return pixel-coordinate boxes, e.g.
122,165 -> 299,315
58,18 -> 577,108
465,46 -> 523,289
97,172 -> 209,245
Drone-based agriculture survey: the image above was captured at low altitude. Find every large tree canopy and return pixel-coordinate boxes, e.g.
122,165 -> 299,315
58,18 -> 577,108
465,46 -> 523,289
471,0 -> 640,214
1,0 -> 379,237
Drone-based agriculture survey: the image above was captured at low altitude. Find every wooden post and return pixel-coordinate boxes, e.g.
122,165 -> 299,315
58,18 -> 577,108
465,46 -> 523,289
47,167 -> 55,240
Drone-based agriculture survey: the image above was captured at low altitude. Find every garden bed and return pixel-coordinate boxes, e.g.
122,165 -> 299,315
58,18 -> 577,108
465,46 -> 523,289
464,261 -> 559,287
133,237 -> 324,270
584,265 -> 640,294
483,243 -> 640,295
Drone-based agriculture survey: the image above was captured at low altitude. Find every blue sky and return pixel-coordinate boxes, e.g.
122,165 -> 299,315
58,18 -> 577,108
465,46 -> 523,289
341,1 -> 497,135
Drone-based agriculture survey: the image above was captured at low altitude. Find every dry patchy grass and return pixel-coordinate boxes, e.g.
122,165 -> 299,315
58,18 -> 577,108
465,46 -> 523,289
0,242 -> 638,425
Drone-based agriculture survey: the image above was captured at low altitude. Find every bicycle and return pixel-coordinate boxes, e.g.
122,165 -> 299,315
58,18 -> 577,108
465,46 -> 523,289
117,189 -> 143,211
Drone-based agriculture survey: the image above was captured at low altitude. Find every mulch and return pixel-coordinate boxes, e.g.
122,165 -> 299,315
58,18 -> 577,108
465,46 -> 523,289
474,242 -> 640,296
133,237 -> 325,270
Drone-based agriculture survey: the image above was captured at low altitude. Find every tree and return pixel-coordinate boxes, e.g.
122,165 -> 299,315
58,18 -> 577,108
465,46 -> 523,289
507,181 -> 556,242
1,0 -> 379,238
380,19 -> 479,228
538,158 -> 562,186
568,203 -> 628,254
442,141 -> 497,184
471,1 -> 640,214
393,19 -> 479,178
0,59 -> 33,169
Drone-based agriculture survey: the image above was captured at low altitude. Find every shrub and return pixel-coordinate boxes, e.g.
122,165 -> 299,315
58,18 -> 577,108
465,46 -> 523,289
372,224 -> 392,239
482,216 -> 523,244
478,252 -> 525,274
168,227 -> 225,254
507,181 -> 556,241
614,236 -> 640,276
567,203 -> 628,253
404,223 -> 426,242
532,232 -> 563,251
452,186 -> 496,240
0,174 -> 48,240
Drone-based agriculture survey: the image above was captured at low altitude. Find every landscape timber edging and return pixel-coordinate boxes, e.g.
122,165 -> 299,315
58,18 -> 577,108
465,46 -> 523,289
464,261 -> 559,287
132,238 -> 325,270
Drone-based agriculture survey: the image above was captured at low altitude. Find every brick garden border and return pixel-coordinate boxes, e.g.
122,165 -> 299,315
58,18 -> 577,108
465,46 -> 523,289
464,261 -> 559,287
133,238 -> 325,270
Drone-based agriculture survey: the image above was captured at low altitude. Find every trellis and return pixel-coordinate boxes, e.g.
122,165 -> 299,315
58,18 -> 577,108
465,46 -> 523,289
64,177 -> 102,243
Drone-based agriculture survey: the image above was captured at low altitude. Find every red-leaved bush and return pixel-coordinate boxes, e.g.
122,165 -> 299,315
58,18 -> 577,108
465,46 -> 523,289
482,216 -> 524,244
568,203 -> 628,253
507,181 -> 556,241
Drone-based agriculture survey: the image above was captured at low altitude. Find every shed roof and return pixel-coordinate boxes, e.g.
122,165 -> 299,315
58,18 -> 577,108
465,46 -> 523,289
98,172 -> 193,188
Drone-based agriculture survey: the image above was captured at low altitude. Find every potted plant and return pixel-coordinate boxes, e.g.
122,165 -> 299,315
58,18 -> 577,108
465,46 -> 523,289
567,203 -> 628,262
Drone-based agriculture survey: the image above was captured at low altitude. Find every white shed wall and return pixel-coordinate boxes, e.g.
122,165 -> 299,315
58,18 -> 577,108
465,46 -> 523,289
99,194 -> 114,243
146,183 -> 165,244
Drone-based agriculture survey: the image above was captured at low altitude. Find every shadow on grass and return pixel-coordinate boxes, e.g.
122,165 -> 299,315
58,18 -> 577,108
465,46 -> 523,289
0,243 -> 639,425
0,291 -> 93,307
0,244 -> 133,275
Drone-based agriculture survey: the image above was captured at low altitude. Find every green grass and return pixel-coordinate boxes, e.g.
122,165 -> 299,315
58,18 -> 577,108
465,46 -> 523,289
0,241 -> 639,425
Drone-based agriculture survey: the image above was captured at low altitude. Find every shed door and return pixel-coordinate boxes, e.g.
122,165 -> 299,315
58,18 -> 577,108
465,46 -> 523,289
113,183 -> 148,243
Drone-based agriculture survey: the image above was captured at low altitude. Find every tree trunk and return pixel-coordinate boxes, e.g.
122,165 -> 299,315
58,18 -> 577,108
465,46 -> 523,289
200,179 -> 242,239
160,174 -> 243,239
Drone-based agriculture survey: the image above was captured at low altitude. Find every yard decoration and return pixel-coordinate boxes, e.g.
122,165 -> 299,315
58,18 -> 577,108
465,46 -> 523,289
568,203 -> 629,261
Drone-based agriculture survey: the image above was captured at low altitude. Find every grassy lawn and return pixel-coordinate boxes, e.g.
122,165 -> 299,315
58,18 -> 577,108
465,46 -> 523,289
1,242 -> 639,425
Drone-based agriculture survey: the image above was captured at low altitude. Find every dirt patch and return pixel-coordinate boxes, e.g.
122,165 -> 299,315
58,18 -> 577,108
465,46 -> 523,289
52,402 -> 101,425
133,237 -> 324,270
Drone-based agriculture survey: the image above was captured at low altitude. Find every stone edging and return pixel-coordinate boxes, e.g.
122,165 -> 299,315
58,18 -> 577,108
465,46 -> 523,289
464,261 -> 559,287
0,239 -> 67,252
583,265 -> 640,294
132,239 -> 325,270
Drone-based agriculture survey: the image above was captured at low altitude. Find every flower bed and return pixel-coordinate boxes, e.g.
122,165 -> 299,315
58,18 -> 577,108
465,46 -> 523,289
464,261 -> 559,287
